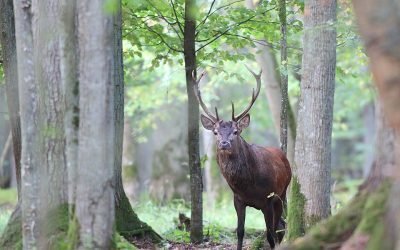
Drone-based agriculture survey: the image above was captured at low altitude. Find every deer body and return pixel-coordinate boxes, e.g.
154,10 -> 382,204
194,69 -> 292,249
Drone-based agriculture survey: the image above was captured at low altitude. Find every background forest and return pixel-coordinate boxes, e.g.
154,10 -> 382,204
0,0 -> 399,249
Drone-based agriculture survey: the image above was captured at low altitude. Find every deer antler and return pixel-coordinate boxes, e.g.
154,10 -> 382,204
232,67 -> 262,121
192,70 -> 219,122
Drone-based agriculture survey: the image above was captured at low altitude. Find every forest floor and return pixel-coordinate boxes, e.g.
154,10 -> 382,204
132,237 -> 268,249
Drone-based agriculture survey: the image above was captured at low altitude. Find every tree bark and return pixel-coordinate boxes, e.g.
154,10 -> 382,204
184,0 -> 203,243
59,0 -> 79,208
13,0 -> 41,247
112,1 -> 161,242
76,1 -> 115,248
0,132 -> 12,187
34,0 -> 68,214
352,1 -> 400,248
278,0 -> 288,155
0,0 -> 21,196
289,0 -> 337,237
280,99 -> 396,250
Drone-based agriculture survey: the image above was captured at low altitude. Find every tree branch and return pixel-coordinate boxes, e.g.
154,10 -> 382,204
145,0 -> 183,41
195,0 -> 217,31
196,7 -> 275,52
170,0 -> 184,34
143,22 -> 184,53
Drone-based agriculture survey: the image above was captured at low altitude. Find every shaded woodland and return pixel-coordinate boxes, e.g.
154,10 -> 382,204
0,0 -> 400,249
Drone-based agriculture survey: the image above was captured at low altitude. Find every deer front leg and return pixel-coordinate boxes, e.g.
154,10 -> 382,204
234,196 -> 246,250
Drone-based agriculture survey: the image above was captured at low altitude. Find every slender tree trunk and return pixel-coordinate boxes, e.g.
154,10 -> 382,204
245,0 -> 296,166
0,132 -> 12,187
0,1 -> 22,247
184,0 -> 203,243
289,0 -> 337,238
278,0 -> 288,155
13,0 -> 41,247
0,0 -> 21,196
76,1 -> 115,248
112,1 -> 161,242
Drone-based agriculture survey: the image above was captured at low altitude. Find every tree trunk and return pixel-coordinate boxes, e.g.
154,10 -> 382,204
112,1 -> 161,243
278,0 -> 288,155
59,0 -> 79,208
184,0 -> 203,243
352,1 -> 400,248
0,0 -> 21,196
288,0 -> 337,238
0,132 -> 12,188
13,0 -> 42,247
280,99 -> 396,250
245,0 -> 296,166
34,0 -> 68,215
76,1 -> 115,248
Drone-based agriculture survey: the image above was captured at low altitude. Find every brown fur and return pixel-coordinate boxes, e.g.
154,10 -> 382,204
204,118 -> 292,249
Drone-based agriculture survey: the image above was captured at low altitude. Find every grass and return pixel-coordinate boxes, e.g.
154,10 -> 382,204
0,179 -> 362,245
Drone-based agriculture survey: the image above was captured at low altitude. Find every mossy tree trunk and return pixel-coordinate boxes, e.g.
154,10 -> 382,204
353,1 -> 400,248
280,98 -> 397,249
113,1 -> 161,243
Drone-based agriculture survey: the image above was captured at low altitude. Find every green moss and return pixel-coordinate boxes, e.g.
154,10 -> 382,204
280,180 -> 392,250
287,176 -> 306,241
112,232 -> 137,250
359,181 -> 391,250
0,204 -> 22,250
116,192 -> 162,243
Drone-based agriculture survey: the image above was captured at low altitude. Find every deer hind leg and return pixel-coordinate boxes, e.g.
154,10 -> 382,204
234,196 -> 246,250
272,197 -> 285,243
263,198 -> 283,249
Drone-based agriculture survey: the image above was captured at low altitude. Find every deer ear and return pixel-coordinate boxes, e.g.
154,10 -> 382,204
201,114 -> 215,130
238,114 -> 250,130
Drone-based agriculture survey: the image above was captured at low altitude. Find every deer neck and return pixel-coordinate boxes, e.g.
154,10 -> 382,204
217,137 -> 255,184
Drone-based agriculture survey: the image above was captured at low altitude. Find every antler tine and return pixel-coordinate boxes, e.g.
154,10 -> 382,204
215,107 -> 220,121
192,70 -> 219,122
233,67 -> 262,121
231,102 -> 235,120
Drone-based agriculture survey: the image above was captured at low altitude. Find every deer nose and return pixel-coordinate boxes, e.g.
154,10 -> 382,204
219,141 -> 231,150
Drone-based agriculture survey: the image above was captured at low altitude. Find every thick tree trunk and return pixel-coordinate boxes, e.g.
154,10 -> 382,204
0,0 -> 21,196
34,0 -> 68,217
280,99 -> 396,250
289,0 -> 337,238
352,1 -> 400,248
13,0 -> 41,248
76,1 -> 115,248
184,0 -> 203,243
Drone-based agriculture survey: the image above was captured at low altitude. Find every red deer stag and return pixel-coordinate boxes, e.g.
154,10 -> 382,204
194,69 -> 292,249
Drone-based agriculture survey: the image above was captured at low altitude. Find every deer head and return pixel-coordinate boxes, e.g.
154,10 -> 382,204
193,69 -> 262,152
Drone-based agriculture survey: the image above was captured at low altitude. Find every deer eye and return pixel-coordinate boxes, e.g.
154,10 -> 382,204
213,131 -> 218,135
233,130 -> 238,135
